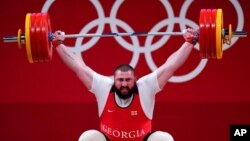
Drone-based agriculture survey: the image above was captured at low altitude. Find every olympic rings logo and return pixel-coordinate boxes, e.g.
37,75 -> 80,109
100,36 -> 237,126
42,0 -> 245,83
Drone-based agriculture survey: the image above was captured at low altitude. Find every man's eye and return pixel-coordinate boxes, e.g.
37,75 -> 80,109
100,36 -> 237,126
126,79 -> 132,82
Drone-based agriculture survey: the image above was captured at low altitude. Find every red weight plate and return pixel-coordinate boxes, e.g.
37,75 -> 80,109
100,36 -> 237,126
30,13 -> 39,62
205,9 -> 212,58
211,9 -> 217,58
41,13 -> 49,61
33,14 -> 41,62
46,13 -> 53,61
199,9 -> 206,58
42,13 -> 53,61
35,13 -> 45,62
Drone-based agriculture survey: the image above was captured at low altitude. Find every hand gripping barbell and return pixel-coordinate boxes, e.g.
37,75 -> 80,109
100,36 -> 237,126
2,9 -> 247,63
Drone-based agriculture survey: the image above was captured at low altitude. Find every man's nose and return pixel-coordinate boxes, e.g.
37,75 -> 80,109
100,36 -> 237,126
121,81 -> 128,87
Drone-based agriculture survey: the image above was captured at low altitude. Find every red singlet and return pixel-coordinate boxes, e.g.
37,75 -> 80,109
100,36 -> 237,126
100,92 -> 152,141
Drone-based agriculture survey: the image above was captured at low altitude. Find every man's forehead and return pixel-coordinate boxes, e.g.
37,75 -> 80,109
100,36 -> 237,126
114,70 -> 134,77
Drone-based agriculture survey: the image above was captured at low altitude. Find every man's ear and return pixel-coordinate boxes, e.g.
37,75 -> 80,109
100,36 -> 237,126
134,76 -> 137,81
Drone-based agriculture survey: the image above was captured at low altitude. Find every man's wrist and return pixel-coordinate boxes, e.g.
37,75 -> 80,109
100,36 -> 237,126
52,40 -> 64,48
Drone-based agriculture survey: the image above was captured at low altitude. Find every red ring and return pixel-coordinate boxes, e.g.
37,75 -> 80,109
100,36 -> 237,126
205,9 -> 212,58
42,13 -> 52,61
35,13 -> 44,62
211,9 -> 217,59
199,9 -> 206,58
46,13 -> 53,61
30,13 -> 38,62
41,13 -> 49,61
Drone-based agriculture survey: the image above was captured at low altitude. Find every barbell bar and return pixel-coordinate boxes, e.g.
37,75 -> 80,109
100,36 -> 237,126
2,9 -> 248,63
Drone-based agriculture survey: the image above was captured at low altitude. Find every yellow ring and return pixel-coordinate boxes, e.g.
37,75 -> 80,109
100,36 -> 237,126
216,9 -> 223,59
25,13 -> 33,63
228,24 -> 232,45
17,29 -> 22,49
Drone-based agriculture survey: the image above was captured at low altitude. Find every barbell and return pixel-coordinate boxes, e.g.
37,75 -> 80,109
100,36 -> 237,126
2,9 -> 247,63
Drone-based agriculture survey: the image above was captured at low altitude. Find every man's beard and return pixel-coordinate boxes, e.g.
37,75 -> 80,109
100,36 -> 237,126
113,85 -> 138,99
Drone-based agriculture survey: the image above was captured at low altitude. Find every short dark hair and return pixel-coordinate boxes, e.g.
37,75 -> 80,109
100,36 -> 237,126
114,64 -> 135,75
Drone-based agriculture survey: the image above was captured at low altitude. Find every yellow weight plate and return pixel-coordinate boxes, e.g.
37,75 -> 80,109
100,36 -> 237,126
25,13 -> 33,63
216,9 -> 223,59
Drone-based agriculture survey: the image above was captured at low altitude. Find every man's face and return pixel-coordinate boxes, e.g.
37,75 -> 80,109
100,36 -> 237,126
114,70 -> 136,97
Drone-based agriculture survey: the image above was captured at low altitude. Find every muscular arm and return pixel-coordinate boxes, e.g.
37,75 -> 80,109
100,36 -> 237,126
156,42 -> 194,89
56,45 -> 94,90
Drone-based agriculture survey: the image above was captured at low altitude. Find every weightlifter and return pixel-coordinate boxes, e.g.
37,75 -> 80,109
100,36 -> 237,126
52,28 -> 198,141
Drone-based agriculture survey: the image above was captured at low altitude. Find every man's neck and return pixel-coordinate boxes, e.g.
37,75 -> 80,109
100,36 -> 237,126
115,93 -> 133,108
